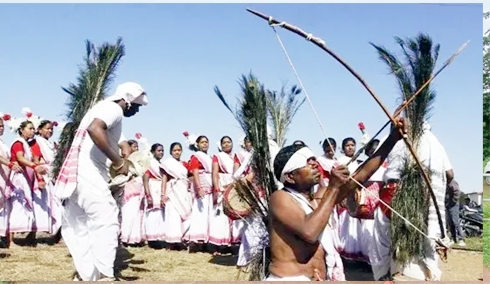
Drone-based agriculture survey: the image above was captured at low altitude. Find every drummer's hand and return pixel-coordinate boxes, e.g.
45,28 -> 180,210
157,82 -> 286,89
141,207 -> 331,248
113,159 -> 129,176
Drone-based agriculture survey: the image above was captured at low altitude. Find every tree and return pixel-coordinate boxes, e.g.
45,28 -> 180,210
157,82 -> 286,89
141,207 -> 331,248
370,33 -> 440,268
265,83 -> 305,147
483,12 -> 490,161
51,38 -> 125,180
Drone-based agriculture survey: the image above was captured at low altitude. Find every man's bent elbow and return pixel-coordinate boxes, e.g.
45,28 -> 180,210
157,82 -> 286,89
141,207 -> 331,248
301,228 -> 322,244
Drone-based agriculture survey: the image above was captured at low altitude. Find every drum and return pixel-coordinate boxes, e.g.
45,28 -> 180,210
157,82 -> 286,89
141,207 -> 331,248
222,182 -> 252,220
109,151 -> 151,189
346,180 -> 383,219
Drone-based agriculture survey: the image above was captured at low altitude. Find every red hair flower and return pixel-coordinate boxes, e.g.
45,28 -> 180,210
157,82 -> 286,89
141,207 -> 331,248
135,133 -> 142,139
52,121 -> 58,127
26,112 -> 33,118
183,131 -> 189,137
358,122 -> 365,130
2,114 -> 11,121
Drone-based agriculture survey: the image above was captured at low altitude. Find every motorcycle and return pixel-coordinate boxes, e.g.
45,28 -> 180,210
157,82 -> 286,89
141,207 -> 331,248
459,204 -> 483,237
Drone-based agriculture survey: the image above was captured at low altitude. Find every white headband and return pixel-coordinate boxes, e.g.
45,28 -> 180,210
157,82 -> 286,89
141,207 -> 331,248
279,147 -> 316,183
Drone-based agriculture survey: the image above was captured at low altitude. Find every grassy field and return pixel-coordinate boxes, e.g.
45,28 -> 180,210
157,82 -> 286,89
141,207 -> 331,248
0,237 -> 484,281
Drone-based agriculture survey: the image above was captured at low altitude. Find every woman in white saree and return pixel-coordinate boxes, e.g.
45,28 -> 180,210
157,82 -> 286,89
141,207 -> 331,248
8,120 -> 47,246
119,139 -> 146,246
208,136 -> 235,255
186,135 -> 214,252
0,116 -> 23,247
35,120 -> 63,239
160,142 -> 193,250
336,137 -> 363,261
143,143 -> 165,245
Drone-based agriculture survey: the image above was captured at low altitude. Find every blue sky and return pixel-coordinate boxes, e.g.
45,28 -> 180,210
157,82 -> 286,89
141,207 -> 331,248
0,3 -> 482,193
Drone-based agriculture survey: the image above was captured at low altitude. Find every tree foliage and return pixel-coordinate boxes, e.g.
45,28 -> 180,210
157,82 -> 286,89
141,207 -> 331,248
483,12 -> 490,161
51,38 -> 125,180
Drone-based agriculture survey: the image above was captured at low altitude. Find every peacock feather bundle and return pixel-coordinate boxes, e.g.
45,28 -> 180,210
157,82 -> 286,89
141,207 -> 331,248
51,38 -> 125,180
371,33 -> 439,268
214,72 -> 277,280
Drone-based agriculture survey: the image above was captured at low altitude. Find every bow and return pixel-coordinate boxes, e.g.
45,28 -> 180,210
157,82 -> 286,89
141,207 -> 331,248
246,8 -> 468,248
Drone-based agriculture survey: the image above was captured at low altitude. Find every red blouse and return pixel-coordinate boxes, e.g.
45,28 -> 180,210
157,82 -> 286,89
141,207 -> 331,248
188,155 -> 204,171
10,141 -> 25,162
212,155 -> 226,173
145,169 -> 158,179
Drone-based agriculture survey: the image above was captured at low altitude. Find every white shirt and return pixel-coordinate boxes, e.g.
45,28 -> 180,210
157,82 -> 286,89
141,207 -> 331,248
77,100 -> 126,182
382,131 -> 452,237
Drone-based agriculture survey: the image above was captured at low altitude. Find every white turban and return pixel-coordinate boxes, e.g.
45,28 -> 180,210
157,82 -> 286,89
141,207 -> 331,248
105,82 -> 148,106
277,146 -> 316,183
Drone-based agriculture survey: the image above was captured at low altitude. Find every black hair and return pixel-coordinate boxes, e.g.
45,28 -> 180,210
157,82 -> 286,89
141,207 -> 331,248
341,137 -> 356,150
17,120 -> 33,136
150,143 -> 163,153
170,142 -> 182,152
322,137 -> 337,151
127,139 -> 138,147
189,135 -> 208,152
220,135 -> 232,144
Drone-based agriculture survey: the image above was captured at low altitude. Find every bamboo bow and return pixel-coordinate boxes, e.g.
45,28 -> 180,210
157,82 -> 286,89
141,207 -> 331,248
246,8 -> 468,246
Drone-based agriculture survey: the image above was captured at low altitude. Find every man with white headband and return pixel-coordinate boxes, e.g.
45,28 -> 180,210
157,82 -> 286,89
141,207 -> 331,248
265,117 -> 407,281
55,82 -> 148,281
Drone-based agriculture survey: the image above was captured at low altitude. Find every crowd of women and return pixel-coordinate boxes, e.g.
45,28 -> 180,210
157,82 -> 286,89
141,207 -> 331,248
0,110 -> 387,269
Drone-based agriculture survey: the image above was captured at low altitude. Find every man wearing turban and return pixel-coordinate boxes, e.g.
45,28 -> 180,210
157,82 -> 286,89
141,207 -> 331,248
54,82 -> 148,281
265,117 -> 407,281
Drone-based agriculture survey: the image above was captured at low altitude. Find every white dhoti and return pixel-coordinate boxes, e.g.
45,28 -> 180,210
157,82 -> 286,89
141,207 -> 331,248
61,175 -> 119,281
47,183 -> 63,235
370,207 -> 442,281
359,219 -> 374,263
